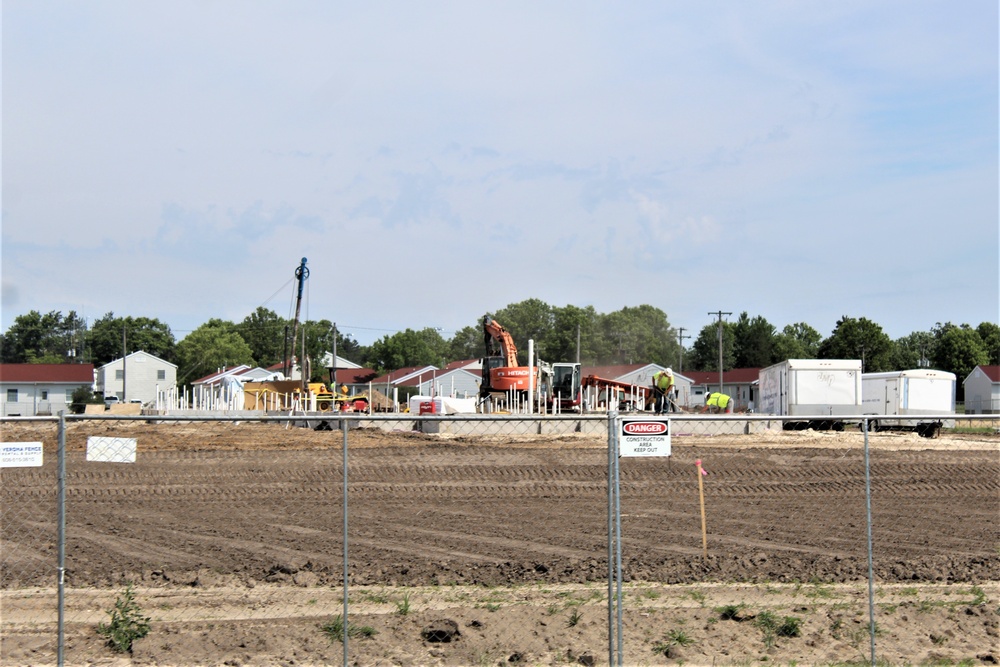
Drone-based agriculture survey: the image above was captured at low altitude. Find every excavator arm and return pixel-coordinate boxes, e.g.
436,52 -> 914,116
482,316 -> 519,367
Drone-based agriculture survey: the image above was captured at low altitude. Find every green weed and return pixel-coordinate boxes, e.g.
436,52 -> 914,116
320,615 -> 377,642
97,583 -> 151,654
754,610 -> 802,648
652,628 -> 695,655
715,603 -> 746,621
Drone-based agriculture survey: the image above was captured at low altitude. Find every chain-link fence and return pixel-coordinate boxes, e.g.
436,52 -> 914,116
2,412 -> 998,666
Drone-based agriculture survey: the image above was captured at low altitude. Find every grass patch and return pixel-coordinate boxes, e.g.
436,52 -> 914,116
320,615 -> 377,642
652,628 -> 695,656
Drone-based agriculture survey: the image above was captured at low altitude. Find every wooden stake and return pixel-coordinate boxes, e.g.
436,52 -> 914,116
696,459 -> 708,557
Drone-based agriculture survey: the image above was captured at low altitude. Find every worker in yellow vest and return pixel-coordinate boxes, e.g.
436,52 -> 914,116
651,368 -> 676,414
702,391 -> 732,414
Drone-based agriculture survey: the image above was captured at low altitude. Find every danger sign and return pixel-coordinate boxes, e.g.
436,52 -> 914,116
619,418 -> 671,457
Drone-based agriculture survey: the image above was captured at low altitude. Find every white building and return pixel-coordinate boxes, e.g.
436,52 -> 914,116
963,365 -> 1000,414
96,351 -> 177,406
0,363 -> 96,416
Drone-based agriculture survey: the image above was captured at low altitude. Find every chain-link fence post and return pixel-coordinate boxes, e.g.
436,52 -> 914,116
57,411 -> 67,667
863,416 -> 876,666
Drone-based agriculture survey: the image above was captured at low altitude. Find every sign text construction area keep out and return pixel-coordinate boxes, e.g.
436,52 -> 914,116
619,418 -> 671,457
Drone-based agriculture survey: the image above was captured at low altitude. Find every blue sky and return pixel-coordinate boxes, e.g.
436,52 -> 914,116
3,1 -> 997,347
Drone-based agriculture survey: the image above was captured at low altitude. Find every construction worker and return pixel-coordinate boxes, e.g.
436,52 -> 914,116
651,368 -> 676,414
703,391 -> 733,414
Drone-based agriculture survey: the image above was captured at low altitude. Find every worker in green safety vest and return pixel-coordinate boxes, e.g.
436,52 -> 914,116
702,391 -> 732,414
651,368 -> 676,414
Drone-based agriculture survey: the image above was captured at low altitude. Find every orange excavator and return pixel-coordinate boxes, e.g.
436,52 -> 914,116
479,315 -> 582,411
480,316 -> 535,397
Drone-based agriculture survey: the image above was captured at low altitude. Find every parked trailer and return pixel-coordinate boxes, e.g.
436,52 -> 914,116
758,359 -> 862,430
861,369 -> 956,438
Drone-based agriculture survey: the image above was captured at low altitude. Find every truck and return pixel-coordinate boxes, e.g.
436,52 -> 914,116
861,369 -> 956,438
758,359 -> 862,430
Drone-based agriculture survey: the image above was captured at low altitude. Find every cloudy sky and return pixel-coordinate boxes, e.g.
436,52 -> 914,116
3,1 -> 997,347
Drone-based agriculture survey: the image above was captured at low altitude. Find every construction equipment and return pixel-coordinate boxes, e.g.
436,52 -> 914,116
329,382 -> 371,412
580,375 -> 684,413
479,315 -> 582,412
582,375 -> 653,412
480,316 -> 532,395
538,359 -> 583,412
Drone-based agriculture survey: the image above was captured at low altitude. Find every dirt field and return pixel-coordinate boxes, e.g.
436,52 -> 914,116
1,419 -> 998,666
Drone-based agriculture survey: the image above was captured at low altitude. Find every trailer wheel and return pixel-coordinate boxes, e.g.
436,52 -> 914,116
917,422 -> 941,439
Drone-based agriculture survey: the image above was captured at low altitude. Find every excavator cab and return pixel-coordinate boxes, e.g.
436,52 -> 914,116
549,362 -> 582,411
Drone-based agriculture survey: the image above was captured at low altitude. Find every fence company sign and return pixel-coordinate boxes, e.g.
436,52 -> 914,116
1,442 -> 44,467
619,418 -> 671,457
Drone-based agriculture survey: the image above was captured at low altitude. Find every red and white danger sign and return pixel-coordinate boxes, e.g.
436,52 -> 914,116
619,418 -> 671,457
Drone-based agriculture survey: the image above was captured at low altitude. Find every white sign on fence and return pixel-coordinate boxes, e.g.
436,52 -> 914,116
619,418 -> 671,457
86,437 -> 137,463
1,442 -> 44,467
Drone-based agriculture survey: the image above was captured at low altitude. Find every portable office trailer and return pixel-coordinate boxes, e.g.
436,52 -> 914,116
861,369 -> 956,437
758,359 -> 862,430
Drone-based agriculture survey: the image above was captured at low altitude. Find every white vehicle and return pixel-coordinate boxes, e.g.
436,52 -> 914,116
758,359 -> 862,430
861,369 -> 956,438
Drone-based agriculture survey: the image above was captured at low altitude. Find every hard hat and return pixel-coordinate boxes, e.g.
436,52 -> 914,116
666,368 -> 673,376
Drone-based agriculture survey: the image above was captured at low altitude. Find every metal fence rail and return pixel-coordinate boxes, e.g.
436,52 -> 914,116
1,412 -> 997,666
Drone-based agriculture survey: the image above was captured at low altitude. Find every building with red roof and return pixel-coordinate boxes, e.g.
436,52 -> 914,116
0,363 -> 95,416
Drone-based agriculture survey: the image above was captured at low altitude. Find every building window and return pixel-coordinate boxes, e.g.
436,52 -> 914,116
6,389 -> 17,402
115,370 -> 124,380
157,370 -> 166,380
40,390 -> 48,400
66,389 -> 75,402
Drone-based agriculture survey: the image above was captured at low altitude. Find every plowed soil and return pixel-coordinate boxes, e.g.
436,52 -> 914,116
1,419 -> 998,666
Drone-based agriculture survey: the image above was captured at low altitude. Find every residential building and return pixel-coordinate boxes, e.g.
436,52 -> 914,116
963,365 -> 1000,414
96,351 -> 177,406
683,368 -> 762,411
582,363 -> 695,407
0,363 -> 95,416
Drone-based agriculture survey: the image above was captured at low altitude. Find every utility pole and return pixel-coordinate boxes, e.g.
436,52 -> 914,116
675,327 -> 690,372
575,323 -> 581,365
121,324 -> 127,403
708,311 -> 731,393
331,323 -> 338,388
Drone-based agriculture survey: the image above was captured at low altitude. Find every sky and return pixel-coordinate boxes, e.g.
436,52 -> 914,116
2,1 -> 997,348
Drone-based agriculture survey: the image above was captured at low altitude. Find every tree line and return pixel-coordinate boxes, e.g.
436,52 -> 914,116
1,300 -> 997,394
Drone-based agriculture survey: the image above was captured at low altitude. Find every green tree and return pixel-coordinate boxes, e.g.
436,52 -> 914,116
237,307 -> 287,368
301,319 -> 356,381
446,324 -> 484,363
174,319 -> 254,385
88,313 -> 176,366
689,321 -> 735,372
489,299 -> 555,364
818,316 -> 893,372
595,305 -> 675,366
931,323 -> 988,388
547,304 -> 600,364
772,323 -> 822,361
366,328 -> 447,372
0,310 -> 89,363
889,331 -> 936,370
732,312 -> 778,368
976,322 -> 1000,365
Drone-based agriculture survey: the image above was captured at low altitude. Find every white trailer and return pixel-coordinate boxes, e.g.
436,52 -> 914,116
758,359 -> 862,430
861,369 -> 956,437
